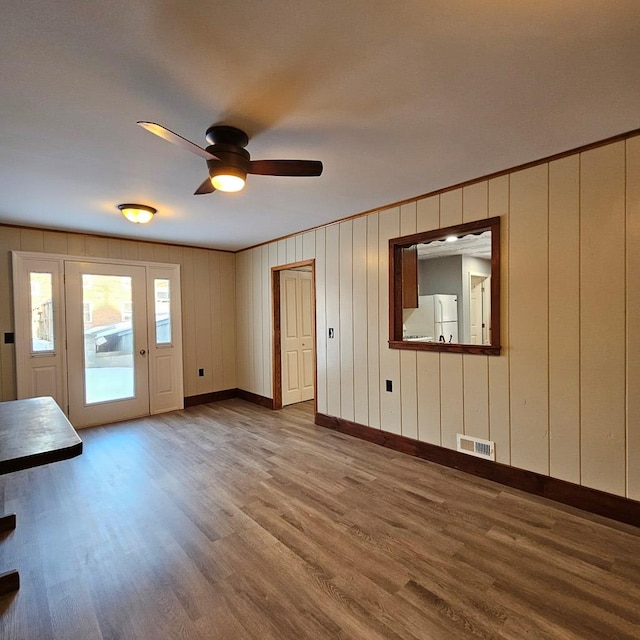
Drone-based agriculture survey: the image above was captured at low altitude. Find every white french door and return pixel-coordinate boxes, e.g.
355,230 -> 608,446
12,252 -> 183,428
65,261 -> 150,427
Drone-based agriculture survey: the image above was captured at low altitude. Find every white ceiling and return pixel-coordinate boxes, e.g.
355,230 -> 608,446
1,1 -> 638,251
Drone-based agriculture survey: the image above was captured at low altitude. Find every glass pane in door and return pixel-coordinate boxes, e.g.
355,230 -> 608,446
29,272 -> 55,352
154,278 -> 171,345
82,273 -> 135,404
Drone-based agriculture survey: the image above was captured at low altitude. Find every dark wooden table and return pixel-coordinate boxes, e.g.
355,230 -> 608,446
0,396 -> 82,595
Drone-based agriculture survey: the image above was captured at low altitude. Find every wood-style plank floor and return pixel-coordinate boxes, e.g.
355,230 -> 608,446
1,399 -> 639,639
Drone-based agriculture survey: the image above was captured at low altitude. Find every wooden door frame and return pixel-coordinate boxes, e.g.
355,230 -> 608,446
271,260 -> 316,411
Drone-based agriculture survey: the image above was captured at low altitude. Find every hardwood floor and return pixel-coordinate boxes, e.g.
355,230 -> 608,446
1,399 -> 639,639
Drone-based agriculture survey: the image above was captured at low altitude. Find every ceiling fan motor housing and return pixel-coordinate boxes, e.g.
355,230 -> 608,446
206,144 -> 250,176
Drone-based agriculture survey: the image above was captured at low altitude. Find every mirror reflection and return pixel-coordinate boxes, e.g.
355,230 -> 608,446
403,230 -> 492,345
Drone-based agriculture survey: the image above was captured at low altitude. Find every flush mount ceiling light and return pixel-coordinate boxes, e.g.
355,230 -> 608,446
118,203 -> 157,224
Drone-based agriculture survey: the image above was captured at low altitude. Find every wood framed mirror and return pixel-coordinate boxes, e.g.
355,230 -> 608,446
389,216 -> 501,355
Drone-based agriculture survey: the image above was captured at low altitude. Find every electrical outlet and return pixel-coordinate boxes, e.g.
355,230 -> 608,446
386,380 -> 392,392
198,368 -> 204,377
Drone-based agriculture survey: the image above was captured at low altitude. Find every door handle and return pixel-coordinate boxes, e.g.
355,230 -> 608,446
139,349 -> 147,356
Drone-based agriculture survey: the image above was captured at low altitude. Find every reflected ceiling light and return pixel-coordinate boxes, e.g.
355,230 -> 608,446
118,203 -> 157,224
209,165 -> 246,193
445,235 -> 458,242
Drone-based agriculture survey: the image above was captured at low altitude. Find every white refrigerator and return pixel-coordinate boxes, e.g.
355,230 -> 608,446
422,294 -> 458,343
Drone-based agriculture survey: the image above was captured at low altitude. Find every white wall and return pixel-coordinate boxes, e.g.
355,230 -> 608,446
235,135 -> 640,501
0,228 -> 236,401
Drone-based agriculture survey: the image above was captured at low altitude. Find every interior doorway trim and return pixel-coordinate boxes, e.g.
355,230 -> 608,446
271,260 -> 316,411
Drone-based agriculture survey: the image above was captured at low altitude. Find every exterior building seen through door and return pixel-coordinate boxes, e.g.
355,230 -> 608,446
280,269 -> 314,406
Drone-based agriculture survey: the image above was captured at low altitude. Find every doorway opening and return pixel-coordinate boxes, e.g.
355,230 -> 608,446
271,260 -> 316,410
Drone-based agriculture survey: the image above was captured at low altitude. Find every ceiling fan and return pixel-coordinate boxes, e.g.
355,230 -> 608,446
137,122 -> 323,195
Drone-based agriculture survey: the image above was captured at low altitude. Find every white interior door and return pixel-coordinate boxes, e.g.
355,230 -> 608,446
65,261 -> 150,427
470,274 -> 491,345
281,269 -> 314,406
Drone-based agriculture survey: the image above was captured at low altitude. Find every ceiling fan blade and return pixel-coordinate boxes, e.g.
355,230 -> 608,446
194,177 -> 216,195
249,159 -> 323,177
137,122 -> 218,160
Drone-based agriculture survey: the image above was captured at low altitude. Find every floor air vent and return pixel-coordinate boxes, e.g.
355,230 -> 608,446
456,434 -> 495,461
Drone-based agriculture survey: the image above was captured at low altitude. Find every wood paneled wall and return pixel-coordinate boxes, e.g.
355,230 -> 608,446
235,135 -> 640,500
0,228 -> 236,401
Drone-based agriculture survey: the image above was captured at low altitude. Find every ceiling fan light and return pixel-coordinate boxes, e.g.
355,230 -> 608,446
211,173 -> 246,192
118,203 -> 156,224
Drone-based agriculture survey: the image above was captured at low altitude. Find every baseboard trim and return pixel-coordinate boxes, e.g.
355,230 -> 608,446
184,389 -> 238,407
184,389 -> 274,410
315,412 -> 640,528
235,389 -> 275,409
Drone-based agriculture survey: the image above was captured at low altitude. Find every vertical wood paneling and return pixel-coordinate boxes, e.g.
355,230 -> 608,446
339,221 -> 354,421
261,246 -> 271,398
315,228 -> 328,414
378,208 -> 401,435
120,240 -> 139,261
439,190 -> 463,228
627,136 -> 640,500
440,354 -> 463,448
487,175 -> 511,464
0,227 -> 20,400
268,243 -> 279,399
251,247 -> 264,396
416,195 -> 440,233
219,252 -> 236,391
399,202 -> 418,440
325,224 -> 341,417
580,142 -> 626,495
20,228 -> 44,252
152,243 -> 169,263
235,250 -> 250,391
462,182 -> 488,223
366,214 -> 381,429
181,247 -> 198,396
286,237 -> 296,264
84,236 -> 109,258
439,190 -> 464,449
43,231 -> 68,255
107,238 -> 123,259
136,242 -> 155,262
66,234 -> 85,256
295,235 -> 303,262
463,357 -> 489,439
509,165 -> 549,475
352,217 -> 369,425
194,248 -> 213,396
277,239 -> 287,265
209,250 -> 224,391
463,181 -> 489,440
548,155 -> 581,484
302,231 -> 315,261
416,196 -> 441,444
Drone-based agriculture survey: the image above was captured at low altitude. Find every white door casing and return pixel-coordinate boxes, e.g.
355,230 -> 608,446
12,252 -> 183,427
